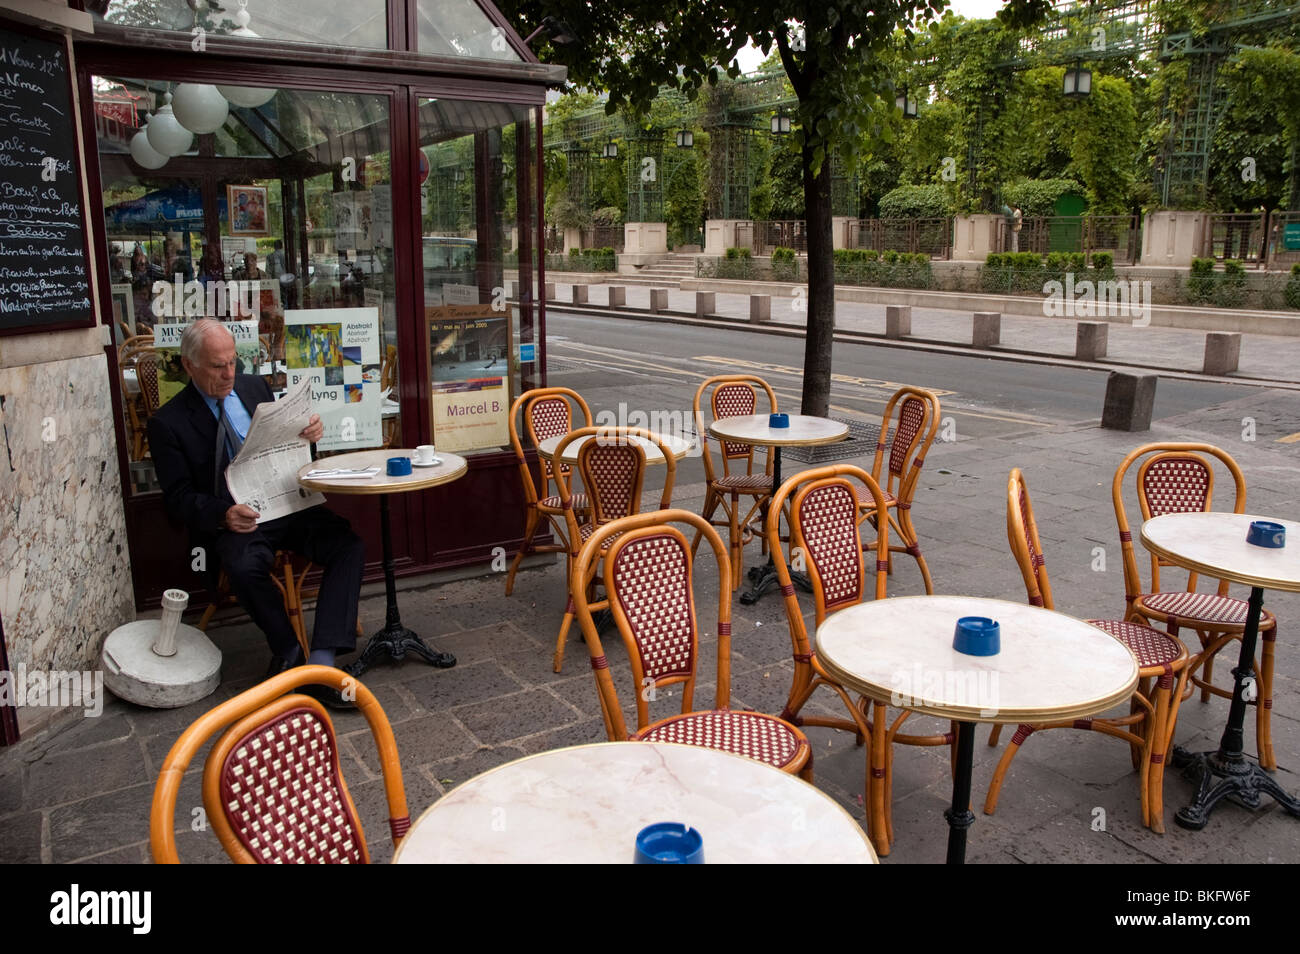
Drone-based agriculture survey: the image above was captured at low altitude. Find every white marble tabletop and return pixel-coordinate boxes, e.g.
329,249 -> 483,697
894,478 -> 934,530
392,742 -> 878,864
1141,512 -> 1300,593
296,448 -> 467,495
537,431 -> 693,465
815,595 -> 1139,724
709,413 -> 848,448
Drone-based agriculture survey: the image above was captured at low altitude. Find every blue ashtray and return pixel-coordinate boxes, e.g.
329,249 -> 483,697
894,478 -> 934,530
953,617 -> 1000,656
386,457 -> 412,476
769,412 -> 790,428
1247,520 -> 1286,549
634,822 -> 704,864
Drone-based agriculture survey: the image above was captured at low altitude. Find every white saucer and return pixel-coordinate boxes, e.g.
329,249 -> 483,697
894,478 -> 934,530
412,458 -> 443,468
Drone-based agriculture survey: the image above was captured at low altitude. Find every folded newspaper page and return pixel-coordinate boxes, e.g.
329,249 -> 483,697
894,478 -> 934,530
225,377 -> 326,523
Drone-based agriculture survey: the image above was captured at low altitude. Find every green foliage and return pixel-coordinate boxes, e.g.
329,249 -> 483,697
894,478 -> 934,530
877,184 -> 952,219
771,246 -> 799,280
771,247 -> 796,263
1003,178 -> 1083,217
982,251 -> 1046,292
1214,259 -> 1248,307
1090,251 -> 1114,274
1187,257 -> 1217,304
724,246 -> 752,260
1286,264 -> 1300,310
831,249 -> 932,288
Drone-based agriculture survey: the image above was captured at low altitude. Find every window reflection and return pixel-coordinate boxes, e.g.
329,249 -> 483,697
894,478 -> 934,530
94,78 -> 398,491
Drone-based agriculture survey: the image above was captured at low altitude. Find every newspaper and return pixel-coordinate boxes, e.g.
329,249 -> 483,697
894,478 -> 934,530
225,377 -> 326,523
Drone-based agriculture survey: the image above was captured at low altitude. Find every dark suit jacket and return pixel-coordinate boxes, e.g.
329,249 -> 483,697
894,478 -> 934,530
148,375 -> 274,543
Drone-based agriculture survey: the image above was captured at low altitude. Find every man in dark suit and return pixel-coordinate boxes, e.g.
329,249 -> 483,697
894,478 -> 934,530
148,319 -> 364,706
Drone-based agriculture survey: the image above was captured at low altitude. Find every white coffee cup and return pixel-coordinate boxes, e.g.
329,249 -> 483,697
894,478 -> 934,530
415,444 -> 437,464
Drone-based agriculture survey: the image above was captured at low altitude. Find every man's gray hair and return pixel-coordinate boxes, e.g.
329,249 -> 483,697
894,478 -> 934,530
180,318 -> 236,364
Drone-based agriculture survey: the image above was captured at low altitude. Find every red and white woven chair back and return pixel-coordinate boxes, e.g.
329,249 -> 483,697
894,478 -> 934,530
609,531 -> 697,683
887,395 -> 927,478
212,703 -> 365,864
795,479 -> 865,612
1140,454 -> 1212,517
136,352 -> 163,414
581,439 -> 645,523
713,383 -> 756,459
529,396 -> 573,479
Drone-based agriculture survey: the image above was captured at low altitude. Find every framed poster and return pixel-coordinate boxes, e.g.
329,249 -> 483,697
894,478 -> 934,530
283,307 -> 383,451
109,283 -> 135,341
227,185 -> 270,237
427,304 -> 510,453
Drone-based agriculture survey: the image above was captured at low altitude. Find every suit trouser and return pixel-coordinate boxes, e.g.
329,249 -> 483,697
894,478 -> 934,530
215,506 -> 365,660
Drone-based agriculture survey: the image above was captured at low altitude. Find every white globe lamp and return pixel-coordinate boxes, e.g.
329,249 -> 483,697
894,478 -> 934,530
146,92 -> 194,157
217,3 -> 277,109
172,83 -> 230,135
129,120 -> 169,169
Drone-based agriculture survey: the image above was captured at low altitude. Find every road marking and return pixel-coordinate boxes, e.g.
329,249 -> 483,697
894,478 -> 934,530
1277,432 -> 1300,444
693,355 -> 956,396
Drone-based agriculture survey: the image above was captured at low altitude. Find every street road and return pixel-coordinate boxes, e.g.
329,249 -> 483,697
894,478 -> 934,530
543,310 -> 1266,445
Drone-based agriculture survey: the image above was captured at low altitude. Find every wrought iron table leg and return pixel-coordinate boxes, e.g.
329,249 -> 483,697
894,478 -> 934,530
1174,586 -> 1300,830
739,445 -> 811,604
944,720 -> 977,864
345,494 -> 456,678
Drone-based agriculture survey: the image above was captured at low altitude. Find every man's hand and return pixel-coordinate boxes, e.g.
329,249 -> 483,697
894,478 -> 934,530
299,413 -> 323,443
224,504 -> 260,533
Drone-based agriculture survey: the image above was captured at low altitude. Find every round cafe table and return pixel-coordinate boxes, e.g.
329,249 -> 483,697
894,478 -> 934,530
1141,512 -> 1300,830
392,741 -> 878,864
535,430 -> 693,466
298,448 -> 467,677
707,414 -> 848,604
815,595 -> 1139,863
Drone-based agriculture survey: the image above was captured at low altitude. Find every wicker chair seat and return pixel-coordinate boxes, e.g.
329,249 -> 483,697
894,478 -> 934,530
636,709 -> 806,770
539,492 -> 589,513
711,473 -> 774,494
1137,591 -> 1268,627
1087,618 -> 1184,670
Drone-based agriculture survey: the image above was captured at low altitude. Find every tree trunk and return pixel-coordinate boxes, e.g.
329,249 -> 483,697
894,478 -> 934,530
800,140 -> 835,417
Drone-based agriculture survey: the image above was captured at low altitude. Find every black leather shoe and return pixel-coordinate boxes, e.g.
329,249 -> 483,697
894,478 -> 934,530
299,681 -> 357,711
264,650 -> 303,680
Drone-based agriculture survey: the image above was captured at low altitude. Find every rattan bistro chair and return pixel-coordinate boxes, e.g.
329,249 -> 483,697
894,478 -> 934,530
151,666 -> 409,864
504,387 -> 594,596
692,375 -> 778,588
1113,442 -> 1280,769
862,386 -> 941,594
985,469 -> 1190,832
550,426 -> 677,673
574,509 -> 812,779
769,464 -> 954,855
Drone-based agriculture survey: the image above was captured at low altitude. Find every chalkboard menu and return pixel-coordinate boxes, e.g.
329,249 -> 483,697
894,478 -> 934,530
0,24 -> 93,335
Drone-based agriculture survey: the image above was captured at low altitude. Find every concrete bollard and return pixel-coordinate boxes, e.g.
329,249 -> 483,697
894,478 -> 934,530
649,288 -> 669,313
1075,321 -> 1109,361
972,312 -> 1001,348
1203,332 -> 1241,376
510,280 -> 520,299
695,291 -> 716,318
885,305 -> 912,339
608,286 -> 626,307
544,282 -> 556,301
750,295 -> 771,323
1101,371 -> 1157,431
571,285 -> 588,305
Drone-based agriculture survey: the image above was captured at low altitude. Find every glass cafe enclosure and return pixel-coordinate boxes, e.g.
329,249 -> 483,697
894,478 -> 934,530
76,0 -> 561,606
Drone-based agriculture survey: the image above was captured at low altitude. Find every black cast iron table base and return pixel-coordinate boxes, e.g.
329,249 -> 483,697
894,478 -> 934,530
344,494 -> 456,679
1171,585 -> 1300,830
739,561 -> 812,605
944,721 -> 978,864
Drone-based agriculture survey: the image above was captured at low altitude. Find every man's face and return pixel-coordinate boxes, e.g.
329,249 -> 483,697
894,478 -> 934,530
184,331 -> 237,400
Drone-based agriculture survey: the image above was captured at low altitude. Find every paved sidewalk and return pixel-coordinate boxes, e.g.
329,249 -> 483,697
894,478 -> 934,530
2,343 -> 1297,864
556,282 -> 1300,385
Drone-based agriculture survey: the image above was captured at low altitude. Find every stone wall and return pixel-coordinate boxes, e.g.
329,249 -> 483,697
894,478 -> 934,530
0,352 -> 134,732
